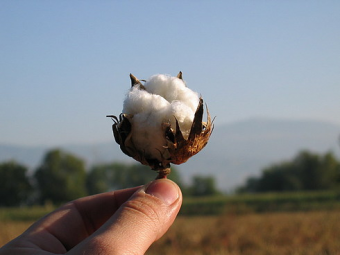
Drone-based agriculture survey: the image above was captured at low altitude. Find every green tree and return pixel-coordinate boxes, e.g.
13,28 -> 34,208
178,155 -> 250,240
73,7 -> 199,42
319,152 -> 340,190
188,175 -> 221,197
238,150 -> 340,193
236,177 -> 260,193
35,149 -> 87,204
294,151 -> 323,190
86,163 -> 129,194
256,161 -> 302,192
0,161 -> 33,206
86,165 -> 111,195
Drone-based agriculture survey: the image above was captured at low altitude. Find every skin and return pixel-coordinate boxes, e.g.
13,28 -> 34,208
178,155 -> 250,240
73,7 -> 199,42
0,179 -> 182,255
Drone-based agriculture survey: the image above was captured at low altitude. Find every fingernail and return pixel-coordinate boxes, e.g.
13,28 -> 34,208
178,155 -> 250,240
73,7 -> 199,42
145,179 -> 179,205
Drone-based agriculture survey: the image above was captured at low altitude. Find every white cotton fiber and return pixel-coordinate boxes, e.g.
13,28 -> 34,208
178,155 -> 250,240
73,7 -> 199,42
122,74 -> 200,161
145,74 -> 199,112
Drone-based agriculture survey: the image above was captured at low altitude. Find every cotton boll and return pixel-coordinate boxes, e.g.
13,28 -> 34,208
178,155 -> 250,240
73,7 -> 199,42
174,85 -> 200,113
108,72 -> 213,178
145,74 -> 198,107
144,74 -> 176,100
123,74 -> 201,157
143,73 -> 199,123
123,86 -> 169,117
130,113 -> 166,161
123,87 -> 173,162
124,74 -> 199,131
122,87 -> 151,115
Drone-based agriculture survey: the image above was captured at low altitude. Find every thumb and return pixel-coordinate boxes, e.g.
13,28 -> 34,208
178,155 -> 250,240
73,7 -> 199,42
71,179 -> 182,255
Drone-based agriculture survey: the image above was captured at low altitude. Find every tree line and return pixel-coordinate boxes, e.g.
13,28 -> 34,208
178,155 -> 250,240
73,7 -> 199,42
0,149 -> 221,207
3,149 -> 339,207
237,150 -> 340,193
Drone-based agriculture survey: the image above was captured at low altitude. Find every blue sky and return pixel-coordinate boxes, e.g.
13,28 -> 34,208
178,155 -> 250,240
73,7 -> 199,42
1,1 -> 340,146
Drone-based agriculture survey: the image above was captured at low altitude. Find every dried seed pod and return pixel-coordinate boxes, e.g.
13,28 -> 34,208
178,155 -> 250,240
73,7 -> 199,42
107,72 -> 213,178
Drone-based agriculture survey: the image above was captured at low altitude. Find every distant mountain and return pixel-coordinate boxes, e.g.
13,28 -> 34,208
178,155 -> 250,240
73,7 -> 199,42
1,118 -> 339,191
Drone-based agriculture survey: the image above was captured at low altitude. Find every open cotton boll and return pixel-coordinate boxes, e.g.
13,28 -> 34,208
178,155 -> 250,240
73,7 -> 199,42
122,86 -> 170,118
124,74 -> 200,135
122,87 -> 171,161
145,74 -> 200,113
122,74 -> 199,161
107,72 -> 213,179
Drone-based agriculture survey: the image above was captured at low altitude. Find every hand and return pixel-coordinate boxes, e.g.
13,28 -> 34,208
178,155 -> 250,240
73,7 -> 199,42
0,179 -> 182,255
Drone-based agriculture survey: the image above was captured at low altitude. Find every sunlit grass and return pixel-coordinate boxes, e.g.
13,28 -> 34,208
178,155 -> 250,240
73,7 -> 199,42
148,210 -> 340,255
0,221 -> 32,246
0,206 -> 55,247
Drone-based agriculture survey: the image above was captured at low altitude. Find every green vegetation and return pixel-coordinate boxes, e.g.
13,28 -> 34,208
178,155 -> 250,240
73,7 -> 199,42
184,175 -> 221,197
0,206 -> 53,222
35,149 -> 88,204
1,190 -> 340,222
238,150 -> 340,193
0,161 -> 33,207
181,190 -> 340,215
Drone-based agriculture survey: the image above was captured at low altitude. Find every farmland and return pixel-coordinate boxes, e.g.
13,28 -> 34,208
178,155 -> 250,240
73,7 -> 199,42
1,192 -> 340,254
148,210 -> 340,255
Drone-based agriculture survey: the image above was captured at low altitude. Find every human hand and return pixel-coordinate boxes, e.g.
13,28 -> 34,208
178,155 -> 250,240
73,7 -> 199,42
0,179 -> 182,255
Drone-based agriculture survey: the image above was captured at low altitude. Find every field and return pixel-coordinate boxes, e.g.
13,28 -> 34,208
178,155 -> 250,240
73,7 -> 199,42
148,211 -> 340,255
1,192 -> 340,254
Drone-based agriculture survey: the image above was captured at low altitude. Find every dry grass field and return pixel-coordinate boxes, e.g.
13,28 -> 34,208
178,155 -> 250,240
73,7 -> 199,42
1,210 -> 340,254
0,221 -> 32,247
147,211 -> 340,255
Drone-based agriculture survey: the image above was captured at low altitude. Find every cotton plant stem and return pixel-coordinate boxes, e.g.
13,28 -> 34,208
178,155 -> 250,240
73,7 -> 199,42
156,168 -> 171,179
